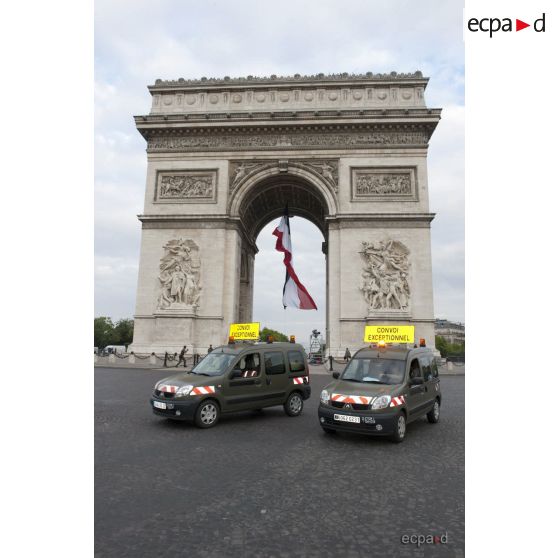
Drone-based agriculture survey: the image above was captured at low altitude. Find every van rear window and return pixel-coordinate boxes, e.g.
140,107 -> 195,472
264,351 -> 286,375
288,351 -> 305,373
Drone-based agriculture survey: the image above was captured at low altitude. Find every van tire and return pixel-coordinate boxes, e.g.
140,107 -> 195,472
427,399 -> 440,423
391,412 -> 406,443
284,392 -> 304,417
194,399 -> 220,428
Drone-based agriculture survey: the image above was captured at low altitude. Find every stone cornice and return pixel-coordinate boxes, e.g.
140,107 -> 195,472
138,212 -> 436,233
327,213 -> 436,228
149,71 -> 428,90
135,107 -> 441,127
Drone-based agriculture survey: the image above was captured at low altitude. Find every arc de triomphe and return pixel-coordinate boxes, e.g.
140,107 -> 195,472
130,72 -> 440,356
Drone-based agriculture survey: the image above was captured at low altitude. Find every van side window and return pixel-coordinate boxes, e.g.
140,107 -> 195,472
419,355 -> 432,381
288,351 -> 305,373
231,353 -> 261,378
409,359 -> 422,380
431,357 -> 439,378
264,351 -> 286,375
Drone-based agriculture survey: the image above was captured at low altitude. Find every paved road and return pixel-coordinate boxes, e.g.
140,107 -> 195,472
95,368 -> 464,557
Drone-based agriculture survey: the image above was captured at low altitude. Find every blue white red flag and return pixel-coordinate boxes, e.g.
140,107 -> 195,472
272,209 -> 318,310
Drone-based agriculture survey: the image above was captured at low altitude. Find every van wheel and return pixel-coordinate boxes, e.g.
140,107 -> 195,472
391,413 -> 406,443
427,399 -> 440,423
284,392 -> 304,416
194,400 -> 220,428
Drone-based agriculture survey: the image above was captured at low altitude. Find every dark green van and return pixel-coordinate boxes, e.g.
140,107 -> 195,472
151,341 -> 311,428
318,344 -> 441,442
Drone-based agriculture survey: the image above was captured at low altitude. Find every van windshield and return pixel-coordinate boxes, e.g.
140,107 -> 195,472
192,353 -> 236,376
342,358 -> 405,385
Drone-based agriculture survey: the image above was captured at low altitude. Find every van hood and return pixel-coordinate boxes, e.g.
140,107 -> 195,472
156,372 -> 222,390
329,379 -> 399,397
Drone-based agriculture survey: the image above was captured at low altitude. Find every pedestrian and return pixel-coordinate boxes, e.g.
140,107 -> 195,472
344,347 -> 351,362
176,345 -> 188,367
208,344 -> 213,354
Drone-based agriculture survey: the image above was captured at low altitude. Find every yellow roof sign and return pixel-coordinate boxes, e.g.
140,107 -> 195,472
229,322 -> 260,340
364,325 -> 415,344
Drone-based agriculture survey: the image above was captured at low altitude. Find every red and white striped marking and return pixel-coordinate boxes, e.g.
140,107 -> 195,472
389,395 -> 406,407
190,386 -> 216,396
158,385 -> 178,393
331,393 -> 374,405
292,376 -> 309,385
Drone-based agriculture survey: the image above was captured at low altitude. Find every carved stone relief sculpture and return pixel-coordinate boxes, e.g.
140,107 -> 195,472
157,239 -> 202,312
229,159 -> 339,194
156,171 -> 216,202
351,168 -> 416,201
359,240 -> 411,315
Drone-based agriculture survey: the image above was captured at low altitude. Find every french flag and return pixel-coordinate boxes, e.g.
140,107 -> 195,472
272,208 -> 318,310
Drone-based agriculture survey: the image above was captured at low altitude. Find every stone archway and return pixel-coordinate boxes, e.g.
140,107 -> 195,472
228,165 -> 333,338
131,72 -> 440,355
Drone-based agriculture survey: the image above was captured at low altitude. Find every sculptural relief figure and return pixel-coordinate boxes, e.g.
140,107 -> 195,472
230,162 -> 265,190
355,173 -> 412,196
360,240 -> 411,313
157,239 -> 202,311
159,174 -> 214,199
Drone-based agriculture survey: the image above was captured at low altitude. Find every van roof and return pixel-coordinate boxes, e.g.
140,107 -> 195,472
212,342 -> 305,355
354,345 -> 433,361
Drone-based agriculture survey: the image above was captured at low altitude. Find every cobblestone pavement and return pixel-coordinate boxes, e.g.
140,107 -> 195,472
95,368 -> 464,557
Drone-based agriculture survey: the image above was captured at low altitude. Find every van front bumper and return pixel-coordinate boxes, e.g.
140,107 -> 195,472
150,396 -> 199,421
318,405 -> 399,435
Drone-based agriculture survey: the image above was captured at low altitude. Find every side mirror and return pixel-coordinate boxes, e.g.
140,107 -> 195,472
231,369 -> 243,379
409,377 -> 424,386
332,372 -> 340,379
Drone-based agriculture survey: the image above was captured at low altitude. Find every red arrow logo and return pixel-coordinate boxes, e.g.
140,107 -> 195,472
516,19 -> 530,31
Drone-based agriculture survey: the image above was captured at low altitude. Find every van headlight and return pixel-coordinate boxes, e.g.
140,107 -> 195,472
320,390 -> 330,405
370,395 -> 391,410
176,385 -> 193,396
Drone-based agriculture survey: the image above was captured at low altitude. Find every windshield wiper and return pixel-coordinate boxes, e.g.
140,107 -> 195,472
192,371 -> 211,376
343,378 -> 362,382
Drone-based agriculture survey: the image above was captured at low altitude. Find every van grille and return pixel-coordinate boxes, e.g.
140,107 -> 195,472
331,401 -> 369,411
155,390 -> 175,399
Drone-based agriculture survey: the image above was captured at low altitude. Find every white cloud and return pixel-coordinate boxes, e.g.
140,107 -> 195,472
95,0 -> 465,333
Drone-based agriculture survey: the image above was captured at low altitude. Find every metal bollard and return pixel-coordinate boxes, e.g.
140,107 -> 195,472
164,352 -> 168,367
329,355 -> 333,371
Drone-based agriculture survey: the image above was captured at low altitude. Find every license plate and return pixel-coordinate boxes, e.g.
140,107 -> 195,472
333,414 -> 360,424
153,401 -> 167,410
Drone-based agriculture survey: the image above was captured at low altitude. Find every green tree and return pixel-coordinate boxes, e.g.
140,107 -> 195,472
435,335 -> 465,358
260,326 -> 289,343
113,319 -> 134,347
94,317 -> 114,348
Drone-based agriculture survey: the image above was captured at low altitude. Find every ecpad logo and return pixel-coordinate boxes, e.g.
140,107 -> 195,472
468,13 -> 546,37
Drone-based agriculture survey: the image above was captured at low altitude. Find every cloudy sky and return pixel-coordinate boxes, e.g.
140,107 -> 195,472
95,0 -> 464,344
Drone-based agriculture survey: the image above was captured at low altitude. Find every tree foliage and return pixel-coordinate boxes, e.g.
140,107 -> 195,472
435,335 -> 465,358
260,326 -> 289,343
94,317 -> 134,348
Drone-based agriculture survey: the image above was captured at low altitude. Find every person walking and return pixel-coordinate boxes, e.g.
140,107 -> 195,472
176,345 -> 188,367
344,347 -> 351,362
